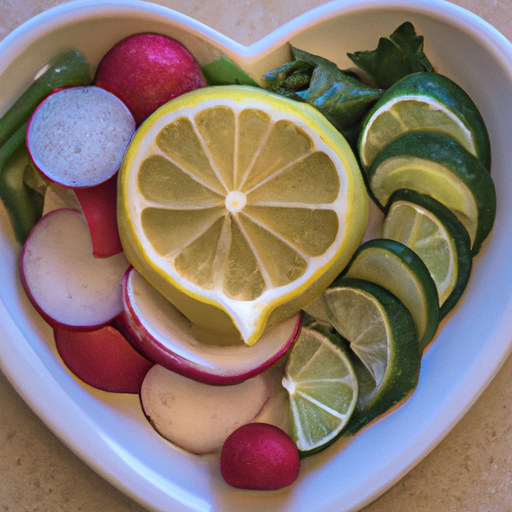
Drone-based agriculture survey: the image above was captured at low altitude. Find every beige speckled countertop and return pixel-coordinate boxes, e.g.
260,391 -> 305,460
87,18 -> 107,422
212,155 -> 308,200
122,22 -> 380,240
1,0 -> 512,511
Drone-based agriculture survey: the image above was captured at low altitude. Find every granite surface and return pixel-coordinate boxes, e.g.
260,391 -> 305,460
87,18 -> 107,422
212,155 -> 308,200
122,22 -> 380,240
1,0 -> 512,511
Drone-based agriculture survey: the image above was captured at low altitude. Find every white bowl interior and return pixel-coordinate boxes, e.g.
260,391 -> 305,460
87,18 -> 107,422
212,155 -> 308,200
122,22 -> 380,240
1,1 -> 512,511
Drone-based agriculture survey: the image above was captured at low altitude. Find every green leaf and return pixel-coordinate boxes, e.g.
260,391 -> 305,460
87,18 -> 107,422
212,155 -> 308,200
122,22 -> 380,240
347,21 -> 434,89
263,46 -> 383,133
200,55 -> 260,87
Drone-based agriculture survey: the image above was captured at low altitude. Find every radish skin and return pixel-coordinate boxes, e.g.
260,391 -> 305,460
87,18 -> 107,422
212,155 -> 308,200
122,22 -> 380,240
74,173 -> 123,257
118,267 -> 301,385
220,423 -> 300,490
55,325 -> 153,393
94,33 -> 206,125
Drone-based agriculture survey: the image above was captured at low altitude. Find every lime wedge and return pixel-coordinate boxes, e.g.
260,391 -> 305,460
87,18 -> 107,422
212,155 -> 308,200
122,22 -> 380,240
320,277 -> 420,436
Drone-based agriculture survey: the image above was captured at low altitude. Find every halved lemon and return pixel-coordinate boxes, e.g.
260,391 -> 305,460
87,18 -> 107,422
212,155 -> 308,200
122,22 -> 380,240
118,86 -> 368,345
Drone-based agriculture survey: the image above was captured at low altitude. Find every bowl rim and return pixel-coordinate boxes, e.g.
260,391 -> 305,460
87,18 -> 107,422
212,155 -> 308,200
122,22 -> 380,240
1,1 -> 512,511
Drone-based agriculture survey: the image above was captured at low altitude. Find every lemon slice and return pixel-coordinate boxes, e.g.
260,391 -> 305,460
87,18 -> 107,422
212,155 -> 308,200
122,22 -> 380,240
118,86 -> 368,345
282,320 -> 359,454
383,189 -> 472,318
319,278 -> 420,436
358,72 -> 491,170
342,238 -> 440,353
368,131 -> 496,255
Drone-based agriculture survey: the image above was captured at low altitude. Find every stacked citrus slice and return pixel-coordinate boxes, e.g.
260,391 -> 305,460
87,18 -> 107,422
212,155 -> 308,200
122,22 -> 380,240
358,72 -> 491,171
282,319 -> 359,455
383,189 -> 473,318
301,277 -> 420,439
342,238 -> 439,352
118,85 -> 368,345
367,131 -> 495,255
298,71 -> 495,447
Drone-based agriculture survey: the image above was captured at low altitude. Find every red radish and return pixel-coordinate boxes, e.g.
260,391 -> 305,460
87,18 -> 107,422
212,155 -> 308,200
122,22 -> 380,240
74,173 -> 122,258
220,423 -> 300,490
54,325 -> 153,393
20,208 -> 130,330
94,33 -> 206,125
140,364 -> 272,454
26,85 -> 135,257
117,267 -> 301,385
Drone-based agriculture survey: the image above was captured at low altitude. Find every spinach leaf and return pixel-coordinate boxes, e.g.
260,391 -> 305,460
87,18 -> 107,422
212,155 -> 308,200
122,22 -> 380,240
347,21 -> 434,89
263,46 -> 383,133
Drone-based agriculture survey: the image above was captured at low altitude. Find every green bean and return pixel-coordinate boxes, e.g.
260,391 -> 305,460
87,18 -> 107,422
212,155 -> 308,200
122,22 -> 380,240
0,49 -> 91,147
0,123 -> 44,243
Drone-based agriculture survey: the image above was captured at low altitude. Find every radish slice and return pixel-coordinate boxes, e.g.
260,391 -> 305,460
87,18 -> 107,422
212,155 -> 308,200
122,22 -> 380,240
27,86 -> 135,187
140,364 -> 272,454
117,268 -> 301,385
74,173 -> 123,258
54,325 -> 153,393
26,85 -> 135,258
20,208 -> 130,330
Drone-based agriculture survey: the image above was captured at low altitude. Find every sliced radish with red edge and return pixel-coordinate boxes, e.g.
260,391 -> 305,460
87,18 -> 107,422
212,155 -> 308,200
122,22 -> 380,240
26,85 -> 135,257
117,267 -> 301,385
20,208 -> 130,330
54,325 -> 153,393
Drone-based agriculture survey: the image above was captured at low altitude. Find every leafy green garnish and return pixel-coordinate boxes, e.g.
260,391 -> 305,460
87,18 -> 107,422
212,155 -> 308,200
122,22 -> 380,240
347,21 -> 434,89
201,55 -> 260,87
263,46 -> 383,134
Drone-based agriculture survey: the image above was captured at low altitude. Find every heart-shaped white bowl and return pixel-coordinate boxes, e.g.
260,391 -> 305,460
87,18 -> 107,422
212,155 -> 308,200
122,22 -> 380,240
1,1 -> 512,511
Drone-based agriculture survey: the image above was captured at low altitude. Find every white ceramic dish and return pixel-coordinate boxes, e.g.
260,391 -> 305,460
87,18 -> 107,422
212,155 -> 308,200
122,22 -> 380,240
1,0 -> 512,510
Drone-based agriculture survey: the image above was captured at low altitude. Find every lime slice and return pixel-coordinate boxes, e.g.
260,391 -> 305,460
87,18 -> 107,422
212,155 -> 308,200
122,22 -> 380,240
320,277 -> 420,436
367,131 -> 496,255
383,189 -> 472,318
358,72 -> 491,170
342,238 -> 439,353
282,321 -> 358,455
117,85 -> 368,345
